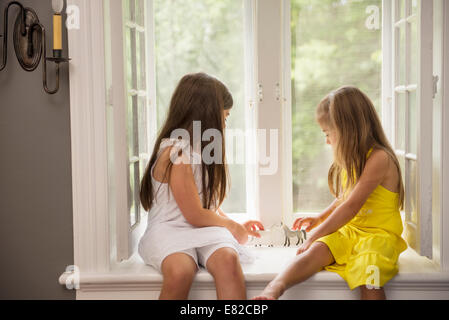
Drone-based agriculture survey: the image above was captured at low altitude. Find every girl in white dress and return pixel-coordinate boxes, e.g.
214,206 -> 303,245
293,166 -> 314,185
138,73 -> 264,300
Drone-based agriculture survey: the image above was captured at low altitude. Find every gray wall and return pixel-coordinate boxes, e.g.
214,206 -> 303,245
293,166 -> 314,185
0,0 -> 75,299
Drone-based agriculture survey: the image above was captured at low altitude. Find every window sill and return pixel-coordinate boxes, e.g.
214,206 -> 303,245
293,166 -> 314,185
59,247 -> 449,299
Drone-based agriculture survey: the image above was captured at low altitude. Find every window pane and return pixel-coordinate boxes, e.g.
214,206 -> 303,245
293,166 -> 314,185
399,0 -> 406,21
129,163 -> 136,225
396,93 -> 406,151
136,31 -> 146,91
153,0 -> 247,214
407,160 -> 418,224
128,0 -> 136,22
408,90 -> 417,154
398,25 -> 406,85
399,155 -> 406,190
125,28 -> 133,86
410,21 -> 418,84
125,27 -> 137,89
136,0 -> 145,27
291,0 -> 382,212
127,95 -> 138,158
138,96 -> 148,155
411,0 -> 419,16
123,0 -> 149,227
123,0 -> 130,22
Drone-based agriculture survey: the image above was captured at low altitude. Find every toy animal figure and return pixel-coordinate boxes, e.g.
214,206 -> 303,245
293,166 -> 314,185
249,223 -> 284,247
282,224 -> 307,247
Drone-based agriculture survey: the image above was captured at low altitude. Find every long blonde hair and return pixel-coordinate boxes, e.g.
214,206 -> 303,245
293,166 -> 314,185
316,86 -> 404,209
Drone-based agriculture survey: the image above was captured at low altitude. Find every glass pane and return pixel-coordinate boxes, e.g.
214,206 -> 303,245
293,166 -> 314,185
398,155 -> 406,217
129,0 -> 136,22
398,25 -> 406,85
291,0 -> 382,212
131,29 -> 137,89
398,156 -> 406,191
125,28 -> 133,86
139,158 -> 147,185
136,0 -> 145,27
125,28 -> 137,89
127,95 -> 138,158
129,163 -> 136,225
410,21 -> 418,84
153,0 -> 247,214
123,0 -> 130,22
399,0 -> 406,21
408,160 -> 418,224
411,0 -> 419,16
396,93 -> 406,151
137,31 -> 146,91
138,96 -> 148,154
408,90 -> 417,154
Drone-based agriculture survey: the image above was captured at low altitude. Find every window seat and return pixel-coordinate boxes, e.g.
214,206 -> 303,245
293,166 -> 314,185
60,247 -> 449,300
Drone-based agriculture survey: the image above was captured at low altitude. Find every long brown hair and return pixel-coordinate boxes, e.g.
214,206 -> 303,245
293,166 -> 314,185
140,73 -> 233,212
316,86 -> 405,209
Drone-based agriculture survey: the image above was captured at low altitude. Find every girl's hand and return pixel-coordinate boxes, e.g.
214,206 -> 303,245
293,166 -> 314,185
292,216 -> 321,233
225,220 -> 252,245
225,220 -> 264,245
296,238 -> 314,255
242,220 -> 265,238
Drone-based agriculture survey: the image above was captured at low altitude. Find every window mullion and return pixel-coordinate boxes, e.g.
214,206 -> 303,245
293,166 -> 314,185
405,0 -> 412,224
255,0 -> 283,227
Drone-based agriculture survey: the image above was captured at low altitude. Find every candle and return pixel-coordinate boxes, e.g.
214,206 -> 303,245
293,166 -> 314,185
52,0 -> 64,58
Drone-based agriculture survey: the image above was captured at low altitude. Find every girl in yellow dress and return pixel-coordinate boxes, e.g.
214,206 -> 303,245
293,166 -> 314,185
254,86 -> 408,300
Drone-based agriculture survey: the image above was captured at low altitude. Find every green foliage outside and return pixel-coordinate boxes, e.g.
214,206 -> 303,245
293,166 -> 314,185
291,0 -> 382,212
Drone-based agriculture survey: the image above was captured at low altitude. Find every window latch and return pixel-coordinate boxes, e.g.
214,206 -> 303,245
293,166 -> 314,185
433,75 -> 439,98
258,84 -> 263,102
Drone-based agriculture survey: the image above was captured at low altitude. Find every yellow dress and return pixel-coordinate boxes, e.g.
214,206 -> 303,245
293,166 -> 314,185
317,149 -> 408,290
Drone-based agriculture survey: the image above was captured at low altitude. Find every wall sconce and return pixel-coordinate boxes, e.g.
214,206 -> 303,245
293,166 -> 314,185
0,0 -> 70,94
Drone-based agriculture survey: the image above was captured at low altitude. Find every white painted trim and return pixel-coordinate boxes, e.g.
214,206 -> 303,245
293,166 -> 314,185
243,0 -> 258,221
416,0 -> 434,258
61,271 -> 449,298
145,0 -> 158,152
441,0 -> 449,272
255,0 -> 284,227
382,0 -> 394,143
107,0 -> 136,262
67,0 -> 110,275
281,0 -> 294,227
432,0 -> 443,270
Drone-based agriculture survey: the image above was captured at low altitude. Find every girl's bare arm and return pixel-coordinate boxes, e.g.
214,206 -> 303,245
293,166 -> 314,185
169,160 -> 258,244
170,161 -> 231,229
307,149 -> 390,243
317,198 -> 339,223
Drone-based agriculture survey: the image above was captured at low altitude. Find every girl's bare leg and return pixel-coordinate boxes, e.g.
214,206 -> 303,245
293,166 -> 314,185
160,253 -> 198,300
253,242 -> 335,300
360,286 -> 386,300
206,248 -> 247,300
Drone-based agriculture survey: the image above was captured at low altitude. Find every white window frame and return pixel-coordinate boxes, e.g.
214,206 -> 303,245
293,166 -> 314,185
109,0 -> 261,261
65,0 -> 449,292
435,0 -> 449,272
105,0 -> 153,262
387,0 -> 434,258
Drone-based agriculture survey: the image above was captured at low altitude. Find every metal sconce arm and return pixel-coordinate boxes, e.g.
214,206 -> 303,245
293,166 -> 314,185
0,1 -> 70,94
30,23 -> 61,95
1,1 -> 27,71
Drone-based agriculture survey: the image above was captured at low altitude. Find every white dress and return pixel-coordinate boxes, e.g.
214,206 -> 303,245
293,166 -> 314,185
138,138 -> 253,271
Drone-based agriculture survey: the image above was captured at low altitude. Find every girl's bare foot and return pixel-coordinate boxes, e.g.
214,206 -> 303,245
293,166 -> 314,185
252,281 -> 285,300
